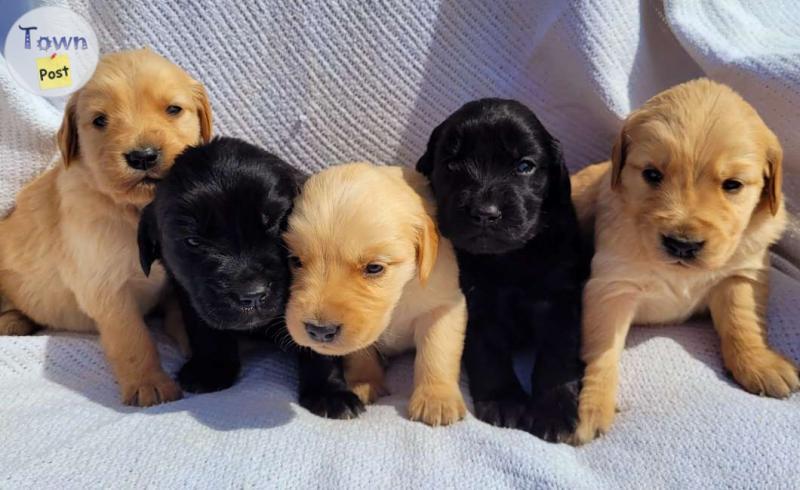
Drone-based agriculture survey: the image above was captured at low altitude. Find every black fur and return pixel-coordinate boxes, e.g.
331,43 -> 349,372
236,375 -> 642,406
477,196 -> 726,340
417,99 -> 587,442
138,137 -> 349,404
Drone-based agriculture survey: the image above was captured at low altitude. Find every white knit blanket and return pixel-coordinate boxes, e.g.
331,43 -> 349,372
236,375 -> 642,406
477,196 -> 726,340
1,1 -> 799,488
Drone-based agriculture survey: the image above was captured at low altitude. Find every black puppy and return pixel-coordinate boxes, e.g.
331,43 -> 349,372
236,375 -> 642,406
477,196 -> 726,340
417,99 -> 586,442
138,137 -> 303,393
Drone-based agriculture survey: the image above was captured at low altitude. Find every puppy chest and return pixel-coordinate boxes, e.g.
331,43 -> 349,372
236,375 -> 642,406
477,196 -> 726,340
634,275 -> 712,324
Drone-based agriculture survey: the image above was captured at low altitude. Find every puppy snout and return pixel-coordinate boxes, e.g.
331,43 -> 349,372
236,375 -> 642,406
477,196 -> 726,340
662,234 -> 705,260
470,203 -> 502,225
304,322 -> 341,343
233,283 -> 270,310
124,147 -> 161,171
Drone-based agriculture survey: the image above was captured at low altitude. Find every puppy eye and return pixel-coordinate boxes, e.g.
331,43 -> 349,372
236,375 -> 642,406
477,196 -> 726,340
166,105 -> 183,116
185,237 -> 200,247
364,263 -> 385,276
642,167 -> 663,186
446,161 -> 459,172
92,115 -> 108,129
515,158 -> 536,175
289,256 -> 303,269
722,179 -> 743,193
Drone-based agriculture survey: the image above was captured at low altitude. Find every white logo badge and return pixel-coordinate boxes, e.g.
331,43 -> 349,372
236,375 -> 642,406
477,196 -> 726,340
4,7 -> 99,97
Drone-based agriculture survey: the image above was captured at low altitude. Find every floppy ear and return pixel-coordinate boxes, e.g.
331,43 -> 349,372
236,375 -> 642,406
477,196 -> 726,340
415,213 -> 439,287
57,92 -> 80,167
416,121 -> 445,176
548,137 -> 572,202
193,83 -> 213,143
764,131 -> 783,216
610,125 -> 629,191
137,204 -> 161,277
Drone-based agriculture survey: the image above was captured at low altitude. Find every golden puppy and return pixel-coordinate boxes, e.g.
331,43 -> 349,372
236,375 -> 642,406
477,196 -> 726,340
0,48 -> 212,406
571,78 -> 797,444
284,162 -> 468,426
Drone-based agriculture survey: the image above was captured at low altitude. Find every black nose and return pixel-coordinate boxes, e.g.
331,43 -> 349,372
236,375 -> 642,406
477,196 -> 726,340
304,322 -> 341,343
470,203 -> 502,225
124,147 -> 160,171
235,285 -> 269,310
662,235 -> 705,259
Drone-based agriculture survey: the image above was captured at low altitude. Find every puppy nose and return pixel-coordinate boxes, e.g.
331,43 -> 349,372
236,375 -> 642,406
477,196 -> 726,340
470,203 -> 502,225
235,285 -> 269,309
304,322 -> 341,343
662,235 -> 705,259
124,147 -> 160,171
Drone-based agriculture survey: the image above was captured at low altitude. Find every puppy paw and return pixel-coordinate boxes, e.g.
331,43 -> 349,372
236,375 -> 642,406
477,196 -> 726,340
473,396 -> 531,430
0,310 -> 40,336
300,390 -> 365,419
572,393 -> 615,445
177,358 -> 240,394
728,348 -> 800,398
350,381 -> 389,405
120,372 -> 182,407
528,384 -> 579,443
408,385 -> 466,426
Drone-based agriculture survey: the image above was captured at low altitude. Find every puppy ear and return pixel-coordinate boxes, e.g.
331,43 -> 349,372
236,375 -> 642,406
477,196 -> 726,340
416,121 -> 445,176
764,131 -> 783,216
549,137 -> 572,201
57,92 -> 80,167
610,127 -> 629,191
137,204 -> 161,277
415,213 -> 439,287
193,83 -> 213,143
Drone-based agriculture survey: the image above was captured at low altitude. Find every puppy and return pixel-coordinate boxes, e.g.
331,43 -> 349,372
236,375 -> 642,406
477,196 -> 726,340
138,137 -> 302,393
284,163 -> 468,426
417,99 -> 586,442
572,78 -> 798,444
0,49 -> 212,406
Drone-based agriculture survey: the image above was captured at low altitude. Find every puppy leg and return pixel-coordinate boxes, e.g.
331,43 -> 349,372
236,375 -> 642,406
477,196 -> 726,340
176,293 -> 240,393
464,299 -> 529,429
344,347 -> 388,405
0,310 -> 41,336
408,299 -> 467,426
528,293 -> 584,443
709,275 -> 800,398
163,294 -> 190,357
573,281 -> 637,445
297,349 -> 364,419
87,294 -> 181,407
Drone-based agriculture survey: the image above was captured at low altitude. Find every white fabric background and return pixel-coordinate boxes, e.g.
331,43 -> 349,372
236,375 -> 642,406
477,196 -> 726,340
1,1 -> 798,488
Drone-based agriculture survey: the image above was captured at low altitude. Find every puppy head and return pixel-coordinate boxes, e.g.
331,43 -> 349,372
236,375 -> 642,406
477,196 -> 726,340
58,48 -> 212,208
283,163 -> 438,355
611,78 -> 782,269
417,98 -> 569,254
138,137 -> 300,331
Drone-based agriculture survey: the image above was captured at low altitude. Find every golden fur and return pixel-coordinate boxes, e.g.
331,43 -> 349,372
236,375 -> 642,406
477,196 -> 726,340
284,163 -> 468,426
0,48 -> 212,406
571,78 -> 797,444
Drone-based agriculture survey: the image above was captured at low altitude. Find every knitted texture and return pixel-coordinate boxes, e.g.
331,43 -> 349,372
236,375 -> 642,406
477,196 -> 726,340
0,0 -> 799,488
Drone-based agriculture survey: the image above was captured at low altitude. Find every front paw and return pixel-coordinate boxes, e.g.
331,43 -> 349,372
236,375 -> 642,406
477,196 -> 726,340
177,358 -> 240,394
572,391 -> 615,445
473,396 -> 531,430
0,310 -> 39,336
529,383 -> 579,443
408,385 -> 467,426
728,348 -> 800,398
300,390 -> 365,419
120,371 -> 182,407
